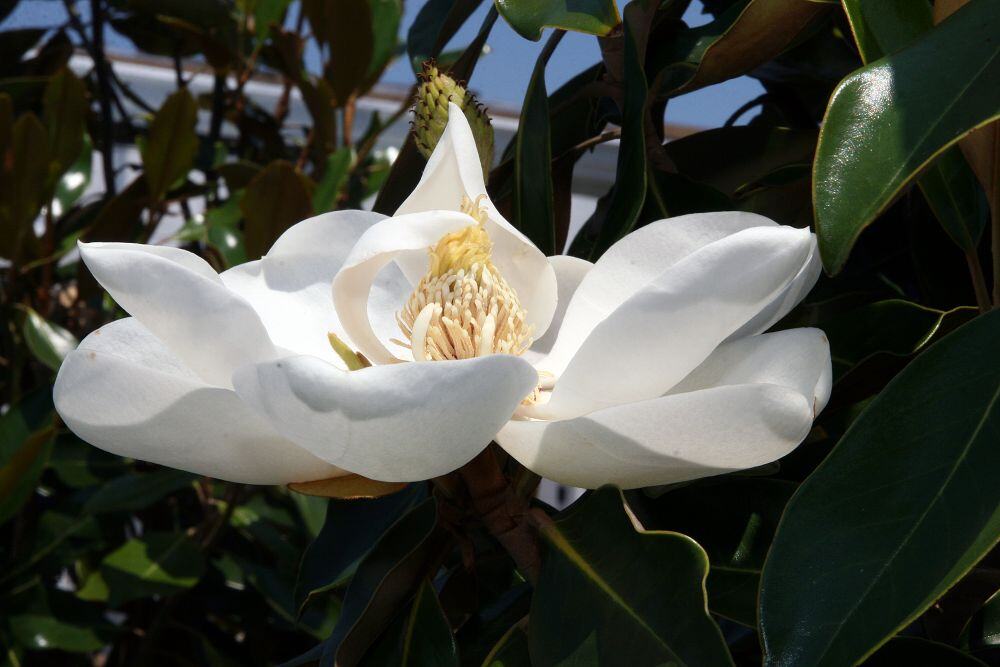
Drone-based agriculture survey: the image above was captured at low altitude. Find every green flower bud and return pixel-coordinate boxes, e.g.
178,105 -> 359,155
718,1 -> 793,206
413,62 -> 494,179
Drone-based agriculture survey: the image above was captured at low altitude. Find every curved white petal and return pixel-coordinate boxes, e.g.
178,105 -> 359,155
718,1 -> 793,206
670,327 -> 832,416
396,102 -> 557,339
220,210 -> 399,364
727,240 -> 821,339
331,210 -> 479,364
541,212 -> 781,370
523,255 -> 593,365
54,319 -> 344,484
79,242 -> 278,387
232,354 -> 539,482
530,224 -> 816,419
497,383 -> 814,489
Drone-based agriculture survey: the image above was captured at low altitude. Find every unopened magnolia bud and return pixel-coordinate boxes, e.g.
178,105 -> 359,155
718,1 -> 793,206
413,63 -> 494,179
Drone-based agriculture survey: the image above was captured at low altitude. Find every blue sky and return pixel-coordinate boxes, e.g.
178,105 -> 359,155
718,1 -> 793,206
4,0 -> 763,128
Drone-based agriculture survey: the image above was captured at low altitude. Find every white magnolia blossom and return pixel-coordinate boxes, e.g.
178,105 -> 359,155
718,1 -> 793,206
54,103 -> 831,490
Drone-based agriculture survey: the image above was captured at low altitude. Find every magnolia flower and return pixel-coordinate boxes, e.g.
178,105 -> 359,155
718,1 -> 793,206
54,103 -> 830,492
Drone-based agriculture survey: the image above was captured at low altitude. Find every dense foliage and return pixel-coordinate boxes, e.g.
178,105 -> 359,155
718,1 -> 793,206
1,0 -> 998,665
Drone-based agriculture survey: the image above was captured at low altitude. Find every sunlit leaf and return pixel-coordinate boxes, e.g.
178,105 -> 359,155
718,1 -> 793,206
100,533 -> 206,607
842,0 -> 988,254
814,0 -> 1000,273
21,306 -> 77,372
495,0 -> 620,41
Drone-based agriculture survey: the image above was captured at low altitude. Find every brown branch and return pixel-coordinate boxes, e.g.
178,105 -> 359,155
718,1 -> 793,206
457,446 -> 541,583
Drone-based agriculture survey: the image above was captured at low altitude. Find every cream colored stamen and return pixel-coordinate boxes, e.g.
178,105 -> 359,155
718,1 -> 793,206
394,196 -> 540,403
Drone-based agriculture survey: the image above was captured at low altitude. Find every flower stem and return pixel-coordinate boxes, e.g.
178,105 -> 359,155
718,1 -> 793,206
457,446 -> 541,583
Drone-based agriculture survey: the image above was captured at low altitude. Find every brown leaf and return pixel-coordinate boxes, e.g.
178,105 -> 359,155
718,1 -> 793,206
239,159 -> 314,258
42,67 -> 87,185
141,88 -> 198,203
288,474 -> 408,499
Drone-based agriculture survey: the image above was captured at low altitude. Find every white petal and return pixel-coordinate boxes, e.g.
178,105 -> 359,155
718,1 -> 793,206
727,240 -> 821,339
232,354 -> 539,482
79,242 -> 278,387
523,254 -> 593,365
396,102 -> 557,340
497,383 -> 813,489
331,210 -> 479,364
54,319 -> 343,484
220,210 -> 399,364
530,224 -> 815,419
670,327 -> 832,416
540,212 -> 780,369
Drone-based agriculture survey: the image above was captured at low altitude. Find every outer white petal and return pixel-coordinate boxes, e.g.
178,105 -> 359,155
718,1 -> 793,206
331,210 -> 478,364
669,327 -> 832,416
497,384 -> 813,489
396,102 -> 557,339
54,318 -> 344,484
523,255 -> 593,365
542,212 -> 779,370
727,240 -> 821,339
79,242 -> 278,387
530,225 -> 815,419
232,354 -> 538,482
220,210 -> 406,365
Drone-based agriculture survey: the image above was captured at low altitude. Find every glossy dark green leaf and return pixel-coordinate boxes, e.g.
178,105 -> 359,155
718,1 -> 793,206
665,125 -> 817,197
639,478 -> 796,627
406,0 -> 483,71
531,487 -> 733,666
322,498 -> 446,666
83,469 -> 196,514
240,159 -> 313,258
8,614 -> 105,653
295,483 -> 424,612
99,532 -> 206,607
21,306 -> 77,372
141,88 -> 198,203
49,435 -> 127,489
842,0 -> 988,254
819,299 -> 977,373
815,0 -> 1000,273
482,622 -> 531,667
864,637 -> 987,666
760,310 -> 1000,666
312,147 -> 353,213
495,0 -> 619,41
52,132 -> 92,217
964,588 -> 1000,655
568,15 -> 646,259
400,580 -> 458,666
0,391 -> 55,526
651,0 -> 827,96
513,35 -> 556,254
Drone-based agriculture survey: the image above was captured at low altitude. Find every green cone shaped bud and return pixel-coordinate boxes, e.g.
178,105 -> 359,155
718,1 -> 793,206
413,63 -> 494,179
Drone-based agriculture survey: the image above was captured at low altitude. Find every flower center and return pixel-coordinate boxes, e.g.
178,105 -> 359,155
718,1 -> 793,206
394,196 -> 534,363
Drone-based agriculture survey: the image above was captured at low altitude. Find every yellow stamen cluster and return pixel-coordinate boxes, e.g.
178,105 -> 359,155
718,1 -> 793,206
394,197 -> 533,363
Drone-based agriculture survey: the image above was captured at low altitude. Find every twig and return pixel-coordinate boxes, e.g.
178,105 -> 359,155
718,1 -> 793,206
967,251 -> 991,312
990,128 -> 1000,305
89,0 -> 117,196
